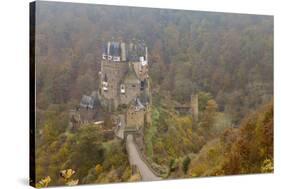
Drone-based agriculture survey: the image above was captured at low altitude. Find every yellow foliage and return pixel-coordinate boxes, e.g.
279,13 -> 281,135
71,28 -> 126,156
261,159 -> 274,173
60,168 -> 79,186
60,169 -> 75,180
66,179 -> 79,186
129,173 -> 141,182
36,176 -> 51,188
95,164 -> 104,175
121,166 -> 132,180
189,163 -> 207,177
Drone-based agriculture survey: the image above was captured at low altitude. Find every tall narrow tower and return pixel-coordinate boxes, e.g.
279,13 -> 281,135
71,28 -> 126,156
191,94 -> 198,122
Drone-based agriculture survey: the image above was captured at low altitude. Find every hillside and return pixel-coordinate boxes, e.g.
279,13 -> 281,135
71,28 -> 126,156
188,102 -> 273,176
33,2 -> 273,186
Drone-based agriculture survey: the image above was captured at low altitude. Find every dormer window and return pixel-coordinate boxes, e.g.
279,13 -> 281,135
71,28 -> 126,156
120,84 -> 125,94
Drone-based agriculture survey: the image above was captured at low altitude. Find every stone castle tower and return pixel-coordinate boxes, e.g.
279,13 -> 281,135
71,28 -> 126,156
78,41 -> 198,133
191,94 -> 199,122
98,41 -> 150,112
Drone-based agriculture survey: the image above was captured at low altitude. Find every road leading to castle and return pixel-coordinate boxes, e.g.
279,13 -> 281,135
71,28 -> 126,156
126,134 -> 161,181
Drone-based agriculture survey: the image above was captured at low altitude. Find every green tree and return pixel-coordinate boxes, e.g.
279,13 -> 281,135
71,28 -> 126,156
182,156 -> 191,174
69,125 -> 105,181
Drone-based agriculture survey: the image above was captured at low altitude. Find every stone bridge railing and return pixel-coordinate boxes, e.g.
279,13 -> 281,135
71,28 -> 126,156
125,133 -> 162,179
114,123 -> 163,180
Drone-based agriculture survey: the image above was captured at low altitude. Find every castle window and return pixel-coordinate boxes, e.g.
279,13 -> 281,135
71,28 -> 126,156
120,84 -> 125,94
102,81 -> 108,92
140,81 -> 145,91
102,74 -> 108,92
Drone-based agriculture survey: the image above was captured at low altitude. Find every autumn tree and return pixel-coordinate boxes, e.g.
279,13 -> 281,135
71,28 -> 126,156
201,99 -> 218,129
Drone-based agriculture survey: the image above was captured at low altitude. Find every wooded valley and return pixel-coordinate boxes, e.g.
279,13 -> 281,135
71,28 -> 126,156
34,2 -> 273,186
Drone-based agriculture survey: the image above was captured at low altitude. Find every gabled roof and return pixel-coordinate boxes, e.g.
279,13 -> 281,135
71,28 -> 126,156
123,63 -> 139,84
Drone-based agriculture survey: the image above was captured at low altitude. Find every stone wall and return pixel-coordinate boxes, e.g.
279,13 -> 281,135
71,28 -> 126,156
100,60 -> 128,109
120,82 -> 141,105
125,105 -> 145,130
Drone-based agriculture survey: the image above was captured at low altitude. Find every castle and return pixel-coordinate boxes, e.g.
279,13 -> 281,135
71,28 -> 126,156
98,41 -> 151,132
75,40 -> 198,135
70,40 -> 199,179
98,41 -> 150,111
71,41 -> 150,133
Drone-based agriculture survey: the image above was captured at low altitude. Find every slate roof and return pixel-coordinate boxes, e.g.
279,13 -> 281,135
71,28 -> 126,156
80,94 -> 99,109
103,41 -> 147,62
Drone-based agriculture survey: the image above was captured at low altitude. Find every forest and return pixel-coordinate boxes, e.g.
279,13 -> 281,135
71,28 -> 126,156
34,1 -> 273,186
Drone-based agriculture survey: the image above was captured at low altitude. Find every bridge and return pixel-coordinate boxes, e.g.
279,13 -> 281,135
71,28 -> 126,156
114,118 -> 161,181
126,134 -> 161,181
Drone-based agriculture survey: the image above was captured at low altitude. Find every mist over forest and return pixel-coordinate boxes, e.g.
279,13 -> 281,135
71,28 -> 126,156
34,2 -> 273,186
